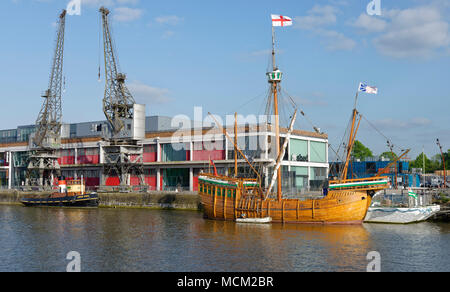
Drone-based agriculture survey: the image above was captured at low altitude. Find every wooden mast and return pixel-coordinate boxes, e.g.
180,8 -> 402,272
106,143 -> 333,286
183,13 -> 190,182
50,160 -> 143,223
340,92 -> 362,181
234,112 -> 238,177
266,110 -> 297,198
271,26 -> 282,201
208,113 -> 262,187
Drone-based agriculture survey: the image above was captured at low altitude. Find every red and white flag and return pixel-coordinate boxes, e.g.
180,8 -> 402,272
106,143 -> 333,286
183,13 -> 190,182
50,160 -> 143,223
271,14 -> 293,27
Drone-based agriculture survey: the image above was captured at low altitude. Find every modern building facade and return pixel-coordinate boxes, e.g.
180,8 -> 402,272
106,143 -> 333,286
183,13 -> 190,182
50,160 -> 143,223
0,116 -> 329,193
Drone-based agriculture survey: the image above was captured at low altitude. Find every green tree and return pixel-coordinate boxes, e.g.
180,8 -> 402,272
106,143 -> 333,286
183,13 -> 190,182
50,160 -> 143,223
351,140 -> 373,161
435,149 -> 450,171
410,153 -> 440,173
380,151 -> 397,160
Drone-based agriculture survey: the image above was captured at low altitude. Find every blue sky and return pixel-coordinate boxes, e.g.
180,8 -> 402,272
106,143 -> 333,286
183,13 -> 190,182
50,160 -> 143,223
1,0 -> 450,160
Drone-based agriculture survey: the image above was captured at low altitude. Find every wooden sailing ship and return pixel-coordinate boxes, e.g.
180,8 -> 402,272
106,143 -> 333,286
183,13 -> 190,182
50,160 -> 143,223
198,18 -> 389,224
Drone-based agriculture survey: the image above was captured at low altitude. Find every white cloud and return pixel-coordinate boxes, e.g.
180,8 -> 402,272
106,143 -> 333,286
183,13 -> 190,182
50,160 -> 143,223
353,13 -> 387,33
316,29 -> 356,51
374,7 -> 450,58
294,5 -> 338,30
162,30 -> 175,39
155,15 -> 184,26
351,6 -> 450,58
113,7 -> 143,22
294,5 -> 355,51
128,81 -> 171,104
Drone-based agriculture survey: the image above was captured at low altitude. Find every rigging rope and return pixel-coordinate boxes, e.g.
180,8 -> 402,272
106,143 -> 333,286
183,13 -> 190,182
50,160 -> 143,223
360,115 -> 405,153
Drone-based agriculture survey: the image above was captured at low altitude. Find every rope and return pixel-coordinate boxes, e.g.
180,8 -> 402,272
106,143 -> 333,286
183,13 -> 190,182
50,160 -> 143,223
361,115 -> 406,153
223,91 -> 267,117
281,88 -> 322,134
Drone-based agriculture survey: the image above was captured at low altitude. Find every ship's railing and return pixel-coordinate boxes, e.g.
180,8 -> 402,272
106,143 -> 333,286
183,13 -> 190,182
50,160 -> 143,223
328,176 -> 389,192
200,172 -> 258,184
372,191 -> 434,208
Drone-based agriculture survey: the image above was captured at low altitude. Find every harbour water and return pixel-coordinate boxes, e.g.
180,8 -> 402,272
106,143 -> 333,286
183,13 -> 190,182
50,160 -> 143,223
0,205 -> 449,272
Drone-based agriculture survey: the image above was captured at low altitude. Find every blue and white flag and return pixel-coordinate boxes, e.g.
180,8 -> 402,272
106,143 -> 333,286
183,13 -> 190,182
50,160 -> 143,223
358,82 -> 378,94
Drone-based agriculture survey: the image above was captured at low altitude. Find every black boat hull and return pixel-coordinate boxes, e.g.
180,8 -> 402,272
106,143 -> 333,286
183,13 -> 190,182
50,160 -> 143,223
21,193 -> 99,207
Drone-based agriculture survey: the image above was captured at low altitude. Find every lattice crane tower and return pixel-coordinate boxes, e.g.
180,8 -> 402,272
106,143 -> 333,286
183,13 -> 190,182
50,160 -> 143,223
99,7 -> 146,190
26,10 -> 66,188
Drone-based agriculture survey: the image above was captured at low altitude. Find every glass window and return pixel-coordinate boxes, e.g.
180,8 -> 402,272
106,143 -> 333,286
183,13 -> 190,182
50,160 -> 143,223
310,167 -> 327,191
310,141 -> 326,163
290,139 -> 308,162
292,166 -> 308,191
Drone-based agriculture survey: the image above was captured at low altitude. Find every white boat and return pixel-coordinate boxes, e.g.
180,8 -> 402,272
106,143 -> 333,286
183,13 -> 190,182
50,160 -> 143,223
365,205 -> 440,224
364,191 -> 441,224
236,217 -> 272,224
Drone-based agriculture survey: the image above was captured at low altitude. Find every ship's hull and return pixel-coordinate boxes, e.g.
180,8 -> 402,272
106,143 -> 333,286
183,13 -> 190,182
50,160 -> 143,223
21,193 -> 99,208
200,190 -> 372,225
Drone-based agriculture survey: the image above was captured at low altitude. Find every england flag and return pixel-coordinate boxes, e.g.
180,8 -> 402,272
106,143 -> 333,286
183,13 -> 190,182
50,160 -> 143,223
358,82 -> 378,94
271,15 -> 293,27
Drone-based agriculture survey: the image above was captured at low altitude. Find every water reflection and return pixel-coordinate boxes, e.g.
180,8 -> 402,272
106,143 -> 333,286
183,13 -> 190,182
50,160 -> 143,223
0,206 -> 448,272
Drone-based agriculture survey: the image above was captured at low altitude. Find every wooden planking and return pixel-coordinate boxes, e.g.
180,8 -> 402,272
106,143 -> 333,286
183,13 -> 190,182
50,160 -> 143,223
199,183 -> 371,224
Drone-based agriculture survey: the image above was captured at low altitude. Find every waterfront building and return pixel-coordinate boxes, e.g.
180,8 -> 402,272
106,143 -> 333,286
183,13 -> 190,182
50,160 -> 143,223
0,116 -> 328,192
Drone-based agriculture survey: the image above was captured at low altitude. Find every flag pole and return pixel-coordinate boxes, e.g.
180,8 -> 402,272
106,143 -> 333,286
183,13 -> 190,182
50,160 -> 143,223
354,84 -> 360,110
270,23 -> 282,200
272,26 -> 276,70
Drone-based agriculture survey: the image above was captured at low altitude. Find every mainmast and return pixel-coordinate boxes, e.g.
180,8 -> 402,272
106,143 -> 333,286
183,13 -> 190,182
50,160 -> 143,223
267,26 -> 283,201
234,112 -> 238,177
340,92 -> 362,181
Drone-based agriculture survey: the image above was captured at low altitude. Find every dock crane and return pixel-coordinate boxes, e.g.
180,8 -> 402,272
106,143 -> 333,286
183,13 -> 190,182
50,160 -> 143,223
99,7 -> 146,190
436,139 -> 447,188
100,7 -> 136,138
26,10 -> 66,188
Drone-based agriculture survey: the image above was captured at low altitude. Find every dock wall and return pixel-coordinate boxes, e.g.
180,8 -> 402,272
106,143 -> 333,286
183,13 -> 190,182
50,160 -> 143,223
0,190 -> 202,211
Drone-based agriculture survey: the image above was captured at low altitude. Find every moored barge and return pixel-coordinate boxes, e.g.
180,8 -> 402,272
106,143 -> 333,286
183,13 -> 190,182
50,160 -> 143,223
21,178 -> 99,207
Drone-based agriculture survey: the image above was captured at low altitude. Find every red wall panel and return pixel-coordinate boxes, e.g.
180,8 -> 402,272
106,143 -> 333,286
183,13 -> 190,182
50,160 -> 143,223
130,176 -> 140,186
145,176 -> 157,189
143,152 -> 157,163
193,176 -> 199,191
77,155 -> 100,165
106,176 -> 120,186
193,150 -> 225,161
